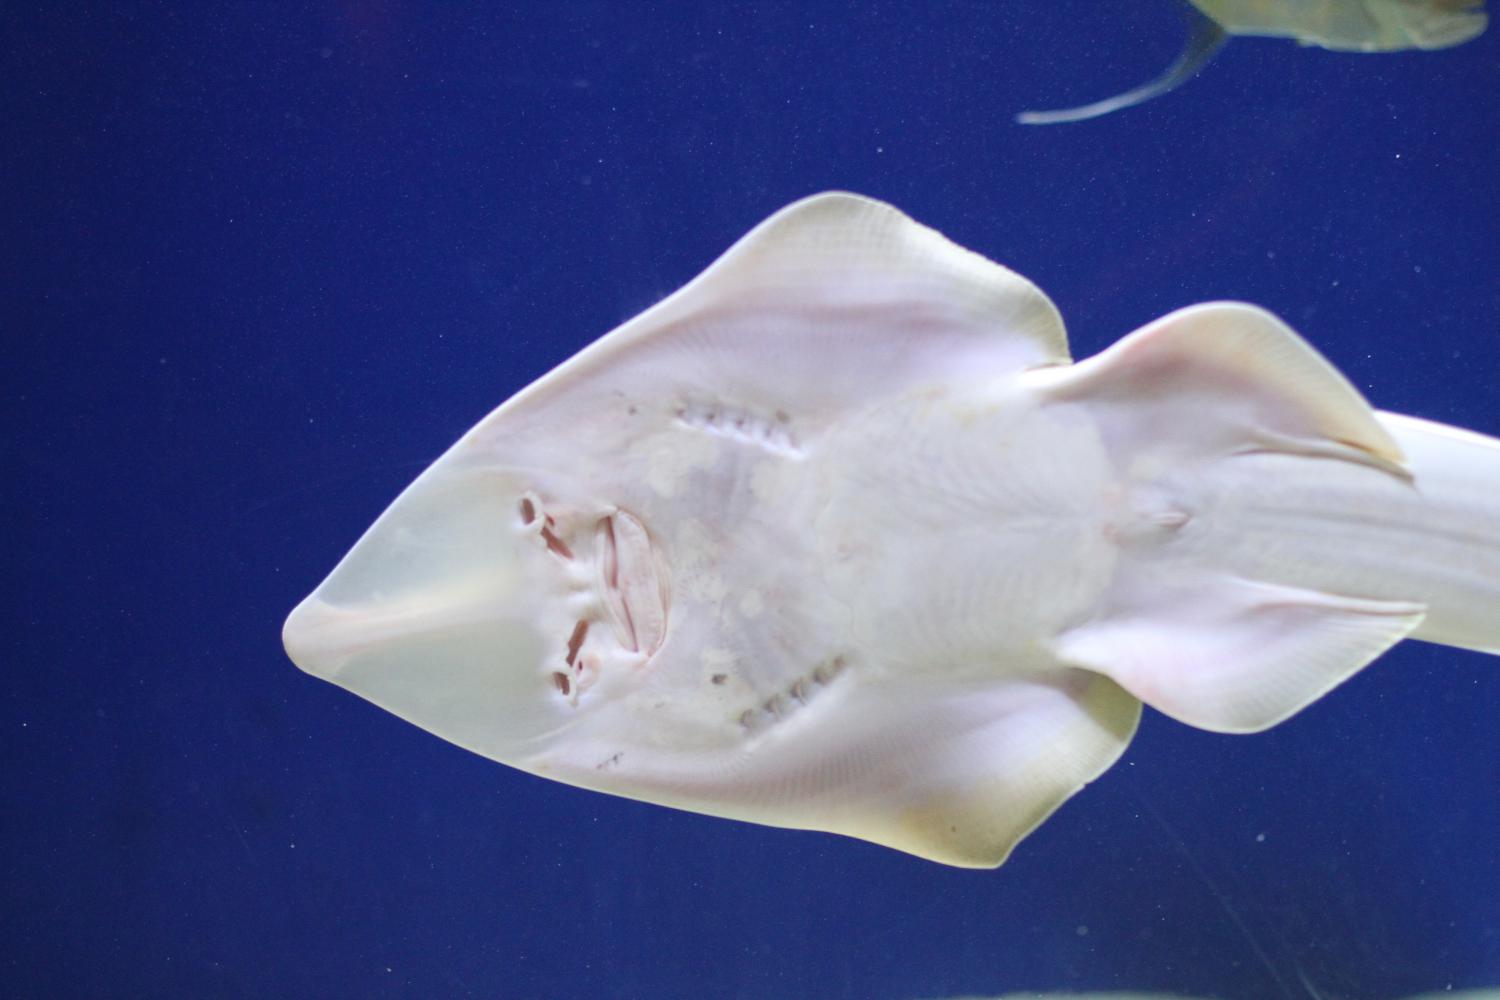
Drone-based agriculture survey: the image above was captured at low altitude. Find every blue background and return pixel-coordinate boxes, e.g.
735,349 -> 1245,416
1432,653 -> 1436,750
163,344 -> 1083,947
5,3 -> 1497,997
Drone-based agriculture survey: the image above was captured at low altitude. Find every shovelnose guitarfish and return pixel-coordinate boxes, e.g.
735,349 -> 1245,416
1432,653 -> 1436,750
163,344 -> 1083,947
284,193 -> 1500,868
1017,0 -> 1487,125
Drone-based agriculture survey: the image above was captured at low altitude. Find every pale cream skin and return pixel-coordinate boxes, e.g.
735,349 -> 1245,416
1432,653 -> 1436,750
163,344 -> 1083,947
284,194 -> 1500,867
1193,0 -> 1487,50
1017,0 -> 1487,125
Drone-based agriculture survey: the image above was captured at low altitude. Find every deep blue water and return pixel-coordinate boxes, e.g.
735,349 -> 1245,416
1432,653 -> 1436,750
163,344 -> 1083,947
6,3 -> 1498,998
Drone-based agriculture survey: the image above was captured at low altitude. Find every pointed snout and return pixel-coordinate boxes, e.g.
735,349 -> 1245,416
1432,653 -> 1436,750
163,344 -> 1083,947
281,458 -> 574,759
283,594 -> 355,679
282,556 -> 570,760
282,591 -> 426,681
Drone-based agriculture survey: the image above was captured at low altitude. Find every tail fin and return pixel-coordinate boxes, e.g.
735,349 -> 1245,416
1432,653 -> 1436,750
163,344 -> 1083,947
1015,2 -> 1228,125
1378,411 -> 1500,655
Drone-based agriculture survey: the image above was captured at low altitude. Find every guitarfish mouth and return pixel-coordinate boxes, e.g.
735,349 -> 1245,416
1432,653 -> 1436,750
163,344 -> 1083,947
520,496 -> 670,704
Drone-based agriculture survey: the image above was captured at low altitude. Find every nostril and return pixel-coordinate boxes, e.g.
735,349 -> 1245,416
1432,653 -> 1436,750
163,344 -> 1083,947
598,516 -> 619,588
564,619 -> 589,667
516,496 -> 575,558
540,524 -> 574,559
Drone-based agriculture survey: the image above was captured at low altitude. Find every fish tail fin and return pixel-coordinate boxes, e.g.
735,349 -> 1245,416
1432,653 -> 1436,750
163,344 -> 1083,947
1016,2 -> 1228,125
1377,411 -> 1500,655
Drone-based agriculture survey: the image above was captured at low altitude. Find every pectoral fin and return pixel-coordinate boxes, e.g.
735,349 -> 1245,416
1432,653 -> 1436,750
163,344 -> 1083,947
828,671 -> 1141,867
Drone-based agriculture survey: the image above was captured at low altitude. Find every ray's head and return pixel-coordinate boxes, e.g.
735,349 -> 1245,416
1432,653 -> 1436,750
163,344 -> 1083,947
282,436 -> 670,765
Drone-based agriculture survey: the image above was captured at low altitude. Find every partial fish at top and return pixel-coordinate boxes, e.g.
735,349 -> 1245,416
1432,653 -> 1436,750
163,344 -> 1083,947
283,193 -> 1500,867
1017,0 -> 1487,125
